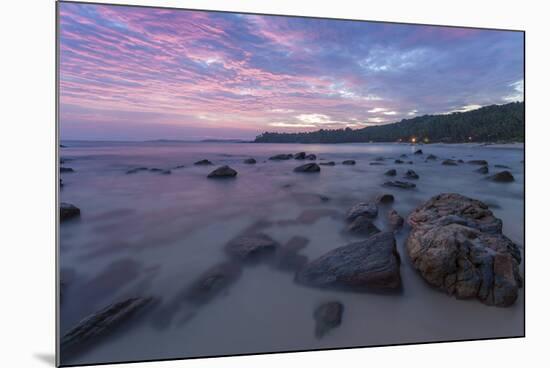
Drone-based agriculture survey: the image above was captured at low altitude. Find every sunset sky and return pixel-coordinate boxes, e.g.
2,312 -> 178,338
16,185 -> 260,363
59,2 -> 524,141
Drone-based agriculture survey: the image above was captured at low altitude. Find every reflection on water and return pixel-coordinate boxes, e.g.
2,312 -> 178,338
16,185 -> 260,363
59,142 -> 524,365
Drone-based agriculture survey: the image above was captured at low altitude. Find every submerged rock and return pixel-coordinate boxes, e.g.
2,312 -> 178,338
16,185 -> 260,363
185,262 -> 242,304
475,166 -> 489,174
406,193 -> 522,306
494,164 -> 511,169
342,160 -> 356,165
468,160 -> 488,166
319,161 -> 336,166
243,158 -> 256,164
369,162 -> 385,166
394,159 -> 404,164
294,152 -> 306,160
442,159 -> 458,166
347,215 -> 381,236
207,165 -> 238,178
404,169 -> 419,180
194,159 -> 213,165
374,157 -> 385,161
126,167 -> 148,174
384,169 -> 397,176
60,297 -> 153,352
295,232 -> 401,290
414,149 -> 423,155
294,163 -> 321,173
426,154 -> 437,160
225,233 -> 279,261
383,181 -> 416,190
376,193 -> 394,204
388,209 -> 404,230
60,167 -> 74,173
489,170 -> 515,183
272,236 -> 309,271
314,301 -> 344,338
60,202 -> 80,222
305,154 -> 317,160
269,154 -> 293,160
346,202 -> 378,221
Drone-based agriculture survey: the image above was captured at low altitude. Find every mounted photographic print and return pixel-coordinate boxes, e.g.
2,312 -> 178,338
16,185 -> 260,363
57,1 -> 525,366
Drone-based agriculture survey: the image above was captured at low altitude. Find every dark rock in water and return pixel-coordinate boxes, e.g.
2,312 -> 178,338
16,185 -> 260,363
150,168 -> 171,174
194,159 -> 213,165
126,167 -> 148,174
243,158 -> 256,164
468,160 -> 488,166
404,169 -> 419,179
457,159 -> 464,163
475,166 -> 489,174
269,154 -> 293,160
347,215 -> 381,236
489,170 -> 514,183
394,159 -> 404,164
346,202 -> 378,221
442,159 -> 458,166
318,194 -> 331,202
60,202 -> 80,222
305,154 -> 317,160
406,193 -> 522,306
384,169 -> 397,176
383,181 -> 416,190
160,170 -> 171,175
294,163 -> 320,173
400,154 -> 408,158
60,144 -> 67,148
407,161 -> 414,165
369,162 -> 385,166
60,167 -> 74,173
426,154 -> 437,160
225,233 -> 279,261
272,236 -> 309,271
314,301 -> 343,338
174,165 -> 185,169
294,152 -> 306,160
295,232 -> 401,290
414,149 -> 423,155
374,157 -> 385,161
60,297 -> 153,352
342,160 -> 356,165
388,209 -> 404,230
376,193 -> 394,204
319,161 -> 335,166
207,165 -> 238,178
149,168 -> 163,172
494,164 -> 511,169
185,262 -> 242,304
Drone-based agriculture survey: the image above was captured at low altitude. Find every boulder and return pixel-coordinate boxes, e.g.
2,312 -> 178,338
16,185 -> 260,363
194,159 -> 213,165
414,149 -> 423,155
475,166 -> 489,174
404,169 -> 419,179
207,165 -> 238,178
295,232 -> 401,290
243,158 -> 256,164
376,193 -> 394,204
60,203 -> 80,222
406,193 -> 522,306
269,154 -> 293,160
294,152 -> 306,160
384,169 -> 397,176
426,154 -> 437,160
442,159 -> 458,166
388,209 -> 404,230
347,215 -> 381,236
305,154 -> 317,160
294,163 -> 321,173
468,160 -> 488,166
314,301 -> 344,338
319,161 -> 336,166
342,160 -> 356,165
225,233 -> 279,261
489,171 -> 515,183
383,181 -> 416,190
346,202 -> 378,221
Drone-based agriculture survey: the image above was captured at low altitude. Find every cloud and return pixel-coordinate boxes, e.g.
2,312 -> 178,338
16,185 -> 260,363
502,80 -> 524,102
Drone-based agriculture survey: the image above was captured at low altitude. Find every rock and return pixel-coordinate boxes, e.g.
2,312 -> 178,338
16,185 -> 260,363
61,297 -> 153,352
185,262 -> 242,304
457,159 -> 464,163
269,154 -> 293,160
468,160 -> 488,165
314,301 -> 344,338
342,160 -> 356,165
160,170 -> 171,175
406,193 -> 522,306
225,233 -> 279,261
383,181 -> 416,190
149,168 -> 163,172
400,154 -> 408,158
294,152 -> 306,160
388,209 -> 404,230
426,154 -> 437,160
346,202 -> 378,221
374,157 -> 385,161
376,193 -> 394,204
174,165 -> 185,169
442,159 -> 458,166
272,236 -> 309,271
369,162 -> 384,166
60,203 -> 80,222
404,169 -> 419,179
495,164 -> 511,169
489,171 -> 515,183
407,161 -> 414,164
126,167 -> 148,174
305,154 -> 317,160
295,232 -> 401,290
384,169 -> 397,176
243,158 -> 256,164
347,215 -> 381,236
294,163 -> 321,173
475,166 -> 489,174
319,161 -> 335,166
194,159 -> 213,165
60,167 -> 74,173
414,149 -> 423,155
150,168 -> 171,174
207,165 -> 238,178
394,159 -> 404,164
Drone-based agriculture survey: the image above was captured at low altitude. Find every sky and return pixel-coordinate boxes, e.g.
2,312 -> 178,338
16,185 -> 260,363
59,2 -> 524,141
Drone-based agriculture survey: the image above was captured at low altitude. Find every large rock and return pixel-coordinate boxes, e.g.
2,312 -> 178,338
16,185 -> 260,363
489,171 -> 515,183
294,163 -> 321,173
347,216 -> 381,236
207,165 -> 237,178
376,193 -> 394,204
60,203 -> 80,222
295,232 -> 401,290
314,301 -> 343,338
346,202 -> 378,221
388,209 -> 404,230
406,193 -> 522,307
225,233 -> 279,261
294,152 -> 306,159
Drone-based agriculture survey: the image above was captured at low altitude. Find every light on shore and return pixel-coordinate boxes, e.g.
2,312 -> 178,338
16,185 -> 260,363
411,137 -> 417,143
